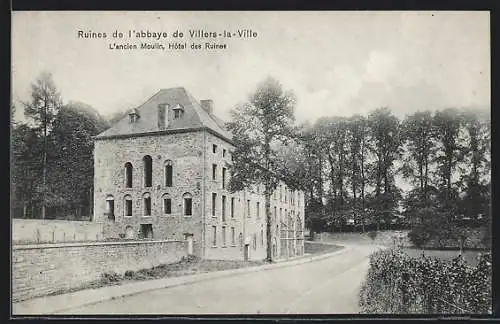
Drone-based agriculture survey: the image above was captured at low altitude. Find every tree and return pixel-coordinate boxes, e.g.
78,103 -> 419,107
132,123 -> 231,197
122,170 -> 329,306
347,115 -> 369,232
432,108 -> 465,220
320,117 -> 349,230
459,109 -> 490,222
22,71 -> 63,219
227,77 -> 297,262
367,108 -> 402,229
11,123 -> 43,217
48,102 -> 109,218
400,111 -> 437,223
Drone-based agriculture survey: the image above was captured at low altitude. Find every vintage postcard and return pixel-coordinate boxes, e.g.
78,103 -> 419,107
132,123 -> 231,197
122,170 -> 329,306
11,11 -> 491,316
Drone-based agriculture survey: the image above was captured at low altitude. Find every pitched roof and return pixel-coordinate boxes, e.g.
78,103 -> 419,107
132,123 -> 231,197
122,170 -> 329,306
95,87 -> 233,141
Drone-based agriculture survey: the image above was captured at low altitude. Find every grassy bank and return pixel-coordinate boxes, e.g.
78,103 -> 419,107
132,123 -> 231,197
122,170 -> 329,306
304,241 -> 344,255
48,255 -> 265,297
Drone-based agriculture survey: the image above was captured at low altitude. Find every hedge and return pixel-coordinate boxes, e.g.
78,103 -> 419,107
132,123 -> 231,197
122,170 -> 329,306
359,248 -> 492,314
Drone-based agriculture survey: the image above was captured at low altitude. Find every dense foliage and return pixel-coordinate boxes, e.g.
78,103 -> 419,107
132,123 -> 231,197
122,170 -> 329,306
298,107 -> 490,241
359,248 -> 492,314
11,72 -> 110,219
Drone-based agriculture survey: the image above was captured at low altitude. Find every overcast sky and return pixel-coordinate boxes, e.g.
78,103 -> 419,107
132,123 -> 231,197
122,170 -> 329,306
12,11 -> 490,124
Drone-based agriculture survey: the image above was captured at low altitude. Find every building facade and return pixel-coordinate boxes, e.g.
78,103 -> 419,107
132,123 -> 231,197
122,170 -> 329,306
93,87 -> 305,261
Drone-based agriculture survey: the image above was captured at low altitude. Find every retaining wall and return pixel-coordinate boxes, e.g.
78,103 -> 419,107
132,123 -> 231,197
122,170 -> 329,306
12,239 -> 187,302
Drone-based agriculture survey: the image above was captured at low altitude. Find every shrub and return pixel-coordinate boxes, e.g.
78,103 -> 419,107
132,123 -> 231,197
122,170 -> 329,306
408,225 -> 432,248
124,270 -> 135,278
367,231 -> 378,241
181,255 -> 199,263
359,248 -> 492,314
100,271 -> 122,284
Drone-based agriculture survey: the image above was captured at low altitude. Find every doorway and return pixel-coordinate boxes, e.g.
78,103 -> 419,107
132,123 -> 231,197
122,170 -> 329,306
244,244 -> 249,261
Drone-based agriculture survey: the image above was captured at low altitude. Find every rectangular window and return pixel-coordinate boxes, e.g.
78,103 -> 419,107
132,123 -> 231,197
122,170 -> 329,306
222,167 -> 226,189
231,227 -> 235,246
164,198 -> 171,215
222,226 -> 226,247
253,234 -> 257,250
212,164 -> 217,180
279,208 -> 282,222
212,144 -> 217,153
174,109 -> 181,119
261,229 -> 264,246
222,195 -> 226,222
256,202 -> 260,218
212,193 -> 217,217
274,206 -> 277,224
223,149 -> 226,157
125,200 -> 132,216
184,198 -> 192,216
231,197 -> 235,218
165,165 -> 173,187
247,200 -> 251,218
139,224 -> 153,239
212,225 -> 217,246
144,197 -> 151,216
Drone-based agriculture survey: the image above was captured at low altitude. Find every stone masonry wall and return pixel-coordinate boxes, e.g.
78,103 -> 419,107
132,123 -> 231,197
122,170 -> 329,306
203,132 -> 305,261
12,219 -> 104,244
94,132 -> 204,256
12,240 -> 187,302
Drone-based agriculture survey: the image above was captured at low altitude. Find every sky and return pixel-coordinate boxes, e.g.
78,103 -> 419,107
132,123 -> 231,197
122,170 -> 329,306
12,11 -> 490,124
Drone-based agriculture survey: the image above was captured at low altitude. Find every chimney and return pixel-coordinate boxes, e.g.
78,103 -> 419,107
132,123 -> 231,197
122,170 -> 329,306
200,100 -> 213,115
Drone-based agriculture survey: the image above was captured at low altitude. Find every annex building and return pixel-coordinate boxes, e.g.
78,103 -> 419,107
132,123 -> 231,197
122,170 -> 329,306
93,87 -> 305,261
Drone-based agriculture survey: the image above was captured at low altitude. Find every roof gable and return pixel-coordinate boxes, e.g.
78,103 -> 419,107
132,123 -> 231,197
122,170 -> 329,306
96,87 -> 232,141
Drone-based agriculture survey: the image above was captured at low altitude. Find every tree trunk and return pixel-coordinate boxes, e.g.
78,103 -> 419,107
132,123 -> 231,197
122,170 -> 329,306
360,140 -> 366,233
41,100 -> 48,220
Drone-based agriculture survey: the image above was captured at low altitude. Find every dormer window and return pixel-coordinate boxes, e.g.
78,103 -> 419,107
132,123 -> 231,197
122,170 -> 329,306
173,104 -> 184,119
129,108 -> 140,123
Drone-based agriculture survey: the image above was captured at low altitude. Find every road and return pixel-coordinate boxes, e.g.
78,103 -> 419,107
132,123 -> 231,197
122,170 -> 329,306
56,244 -> 383,315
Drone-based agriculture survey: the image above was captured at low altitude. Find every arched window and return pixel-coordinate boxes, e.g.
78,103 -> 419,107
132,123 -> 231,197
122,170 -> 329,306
183,192 -> 193,216
143,192 -> 151,216
162,193 -> 172,215
125,162 -> 133,188
164,160 -> 173,187
124,195 -> 133,217
143,155 -> 152,187
105,195 -> 115,221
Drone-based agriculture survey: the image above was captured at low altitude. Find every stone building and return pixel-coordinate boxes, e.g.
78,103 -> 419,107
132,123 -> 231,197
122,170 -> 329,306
93,87 -> 305,261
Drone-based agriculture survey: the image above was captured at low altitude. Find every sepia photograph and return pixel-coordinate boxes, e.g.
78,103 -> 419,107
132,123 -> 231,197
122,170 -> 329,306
10,11 -> 491,316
